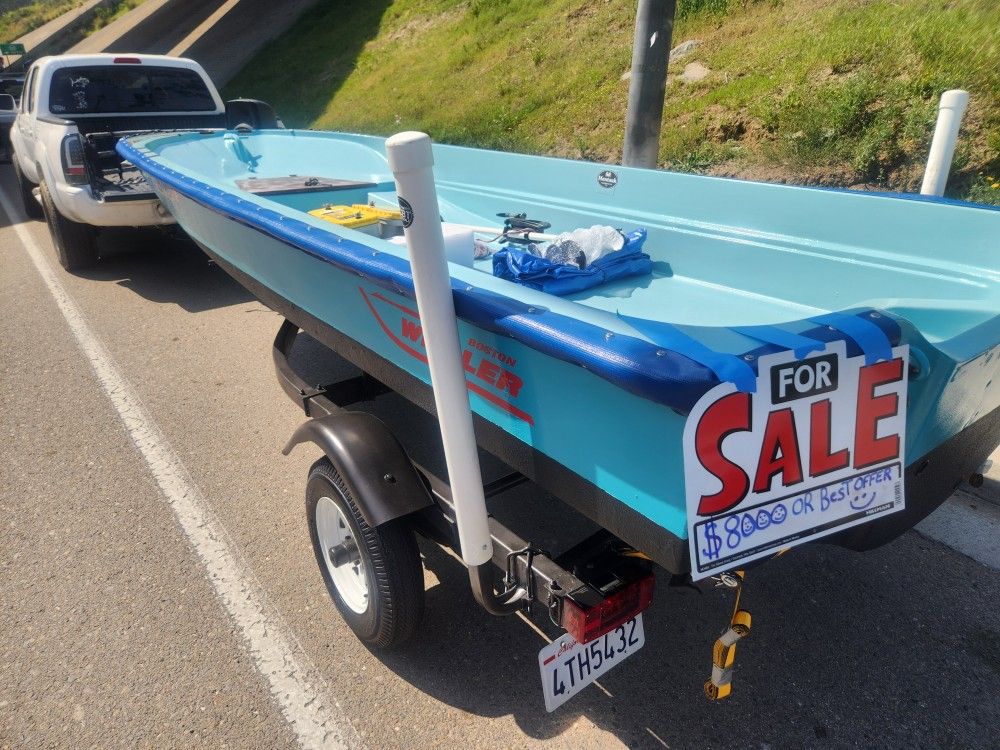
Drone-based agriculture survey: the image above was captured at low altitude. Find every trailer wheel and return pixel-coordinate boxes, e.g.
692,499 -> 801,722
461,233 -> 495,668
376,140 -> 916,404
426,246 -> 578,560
39,180 -> 98,271
12,155 -> 43,220
306,458 -> 424,649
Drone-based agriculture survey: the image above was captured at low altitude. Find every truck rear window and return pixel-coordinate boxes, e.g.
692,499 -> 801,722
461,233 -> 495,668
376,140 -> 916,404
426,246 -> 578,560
48,65 -> 216,114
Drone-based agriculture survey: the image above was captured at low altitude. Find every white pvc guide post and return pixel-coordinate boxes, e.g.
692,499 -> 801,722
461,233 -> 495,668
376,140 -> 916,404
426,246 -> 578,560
921,89 -> 969,197
386,131 -> 493,567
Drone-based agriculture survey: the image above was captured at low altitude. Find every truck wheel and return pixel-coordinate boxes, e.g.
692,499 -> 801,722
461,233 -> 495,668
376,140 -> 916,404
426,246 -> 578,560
306,458 -> 424,649
12,155 -> 43,220
39,179 -> 98,271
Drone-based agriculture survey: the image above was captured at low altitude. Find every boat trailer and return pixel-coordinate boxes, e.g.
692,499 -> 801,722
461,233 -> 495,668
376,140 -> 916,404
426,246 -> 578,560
265,132 -> 759,709
274,318 -> 659,645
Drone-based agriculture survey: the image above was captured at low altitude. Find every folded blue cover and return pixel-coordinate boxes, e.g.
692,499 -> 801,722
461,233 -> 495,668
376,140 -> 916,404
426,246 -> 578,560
492,229 -> 652,296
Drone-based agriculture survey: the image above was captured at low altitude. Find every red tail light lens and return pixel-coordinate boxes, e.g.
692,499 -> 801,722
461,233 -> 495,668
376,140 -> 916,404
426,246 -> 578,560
61,135 -> 88,186
561,574 -> 654,644
113,57 -> 141,64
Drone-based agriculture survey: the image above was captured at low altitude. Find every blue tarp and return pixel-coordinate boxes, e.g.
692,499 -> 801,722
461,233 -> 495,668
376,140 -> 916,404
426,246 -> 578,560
492,229 -> 652,296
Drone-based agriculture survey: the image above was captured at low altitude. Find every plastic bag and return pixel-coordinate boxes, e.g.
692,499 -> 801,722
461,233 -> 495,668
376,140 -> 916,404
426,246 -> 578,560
544,225 -> 625,268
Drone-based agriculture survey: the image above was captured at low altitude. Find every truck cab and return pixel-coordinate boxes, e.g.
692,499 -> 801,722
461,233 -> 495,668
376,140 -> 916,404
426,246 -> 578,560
9,53 -> 227,270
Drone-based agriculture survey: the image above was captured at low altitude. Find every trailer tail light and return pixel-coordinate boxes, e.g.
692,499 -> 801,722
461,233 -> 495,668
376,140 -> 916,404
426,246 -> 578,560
561,573 -> 654,644
61,134 -> 88,186
113,57 -> 141,64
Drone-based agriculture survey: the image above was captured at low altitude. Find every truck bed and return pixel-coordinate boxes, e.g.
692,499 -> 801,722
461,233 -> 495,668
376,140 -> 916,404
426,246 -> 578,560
79,114 -> 227,201
92,163 -> 155,202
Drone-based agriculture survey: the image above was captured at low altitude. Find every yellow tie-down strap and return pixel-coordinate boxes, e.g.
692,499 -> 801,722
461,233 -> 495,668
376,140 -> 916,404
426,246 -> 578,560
704,570 -> 752,701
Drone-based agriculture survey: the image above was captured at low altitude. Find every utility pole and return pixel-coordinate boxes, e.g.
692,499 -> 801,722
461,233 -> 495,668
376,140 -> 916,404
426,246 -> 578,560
622,0 -> 676,169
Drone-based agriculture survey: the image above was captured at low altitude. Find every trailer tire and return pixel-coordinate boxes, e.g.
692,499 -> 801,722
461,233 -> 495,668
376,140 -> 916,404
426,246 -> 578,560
12,155 -> 43,220
39,179 -> 98,271
306,458 -> 424,649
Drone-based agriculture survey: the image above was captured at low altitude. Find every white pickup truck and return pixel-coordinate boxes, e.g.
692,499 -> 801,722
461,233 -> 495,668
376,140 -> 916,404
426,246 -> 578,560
9,54 -> 232,271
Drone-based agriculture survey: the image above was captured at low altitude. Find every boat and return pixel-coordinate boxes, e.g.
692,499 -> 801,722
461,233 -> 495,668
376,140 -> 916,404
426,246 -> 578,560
119,128 -> 1000,583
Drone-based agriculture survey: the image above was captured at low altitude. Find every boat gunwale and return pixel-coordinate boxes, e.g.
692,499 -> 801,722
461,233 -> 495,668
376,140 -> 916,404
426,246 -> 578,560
119,133 -> 904,415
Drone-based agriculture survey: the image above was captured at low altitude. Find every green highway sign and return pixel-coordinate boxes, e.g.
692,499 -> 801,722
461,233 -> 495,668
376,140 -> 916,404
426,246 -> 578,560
1,43 -> 26,55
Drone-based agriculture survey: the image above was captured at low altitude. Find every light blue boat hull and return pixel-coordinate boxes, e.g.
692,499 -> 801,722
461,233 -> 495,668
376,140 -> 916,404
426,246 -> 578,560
121,129 -> 1000,572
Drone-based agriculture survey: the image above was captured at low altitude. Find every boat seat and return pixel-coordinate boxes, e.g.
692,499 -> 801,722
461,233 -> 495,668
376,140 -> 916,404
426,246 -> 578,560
236,176 -> 377,196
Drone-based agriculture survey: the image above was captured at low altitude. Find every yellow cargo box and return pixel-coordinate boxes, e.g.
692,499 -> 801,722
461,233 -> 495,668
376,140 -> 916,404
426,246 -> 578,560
308,204 -> 403,231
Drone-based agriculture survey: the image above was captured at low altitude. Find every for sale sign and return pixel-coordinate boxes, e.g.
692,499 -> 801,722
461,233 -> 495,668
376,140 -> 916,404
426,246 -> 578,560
683,340 -> 908,580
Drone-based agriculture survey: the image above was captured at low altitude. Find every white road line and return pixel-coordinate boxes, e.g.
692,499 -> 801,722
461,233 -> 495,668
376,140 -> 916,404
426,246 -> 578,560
0,188 -> 361,750
916,489 -> 1000,571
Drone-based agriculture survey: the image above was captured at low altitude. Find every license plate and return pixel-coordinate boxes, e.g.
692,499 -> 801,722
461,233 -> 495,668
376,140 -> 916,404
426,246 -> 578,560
538,614 -> 645,712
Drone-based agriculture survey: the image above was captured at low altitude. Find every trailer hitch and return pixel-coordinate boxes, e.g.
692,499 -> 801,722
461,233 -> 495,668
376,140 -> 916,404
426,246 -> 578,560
469,564 -> 525,616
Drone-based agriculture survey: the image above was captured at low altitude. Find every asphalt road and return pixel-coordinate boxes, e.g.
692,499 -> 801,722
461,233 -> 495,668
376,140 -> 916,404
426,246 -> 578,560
2,165 -> 999,750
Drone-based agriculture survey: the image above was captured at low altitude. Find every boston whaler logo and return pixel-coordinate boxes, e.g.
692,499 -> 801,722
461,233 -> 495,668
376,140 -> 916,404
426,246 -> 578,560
360,287 -> 534,424
397,197 -> 414,228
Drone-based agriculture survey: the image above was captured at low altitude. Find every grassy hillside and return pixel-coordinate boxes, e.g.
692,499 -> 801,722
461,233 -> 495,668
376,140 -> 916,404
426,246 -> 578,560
0,0 -> 147,46
0,0 -> 80,41
226,0 -> 1000,204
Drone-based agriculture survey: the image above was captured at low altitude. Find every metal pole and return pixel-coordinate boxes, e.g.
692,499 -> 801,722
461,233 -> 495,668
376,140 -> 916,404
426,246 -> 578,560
623,0 -> 676,169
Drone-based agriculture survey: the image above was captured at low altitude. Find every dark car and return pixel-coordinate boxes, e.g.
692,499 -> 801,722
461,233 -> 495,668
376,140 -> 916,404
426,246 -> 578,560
0,73 -> 25,102
0,75 -> 23,161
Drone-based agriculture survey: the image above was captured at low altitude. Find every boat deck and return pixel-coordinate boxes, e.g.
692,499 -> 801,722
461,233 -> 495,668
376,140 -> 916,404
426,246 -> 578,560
283,182 -> 993,338
131,128 -> 1000,351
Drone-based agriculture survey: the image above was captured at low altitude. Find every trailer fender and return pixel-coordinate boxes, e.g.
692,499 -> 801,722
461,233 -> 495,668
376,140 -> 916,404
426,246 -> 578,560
283,412 -> 434,527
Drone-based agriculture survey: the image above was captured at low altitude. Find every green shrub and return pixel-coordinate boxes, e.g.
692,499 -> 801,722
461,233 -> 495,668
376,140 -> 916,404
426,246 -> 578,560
965,174 -> 1000,207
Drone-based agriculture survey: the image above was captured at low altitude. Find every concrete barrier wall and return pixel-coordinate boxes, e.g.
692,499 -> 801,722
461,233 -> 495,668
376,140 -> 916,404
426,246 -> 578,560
13,0 -> 115,60
69,0 -> 228,55
171,0 -> 320,86
10,0 -> 318,91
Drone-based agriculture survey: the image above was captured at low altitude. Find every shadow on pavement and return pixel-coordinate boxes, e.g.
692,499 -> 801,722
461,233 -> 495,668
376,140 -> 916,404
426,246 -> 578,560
78,227 -> 256,313
375,533 -> 999,749
287,314 -> 999,748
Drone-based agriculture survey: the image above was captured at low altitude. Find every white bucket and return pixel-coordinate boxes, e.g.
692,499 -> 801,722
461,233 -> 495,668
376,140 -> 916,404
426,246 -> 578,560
389,222 -> 477,268
440,224 -> 476,268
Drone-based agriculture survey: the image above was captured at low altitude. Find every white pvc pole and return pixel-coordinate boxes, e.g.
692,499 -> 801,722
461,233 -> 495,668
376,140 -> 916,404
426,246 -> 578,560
385,131 -> 493,568
920,89 -> 969,197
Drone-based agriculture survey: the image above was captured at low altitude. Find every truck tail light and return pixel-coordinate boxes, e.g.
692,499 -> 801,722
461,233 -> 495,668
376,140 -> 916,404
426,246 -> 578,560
61,134 -> 88,186
561,573 -> 654,645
